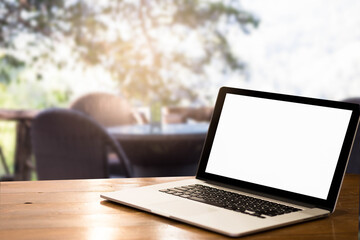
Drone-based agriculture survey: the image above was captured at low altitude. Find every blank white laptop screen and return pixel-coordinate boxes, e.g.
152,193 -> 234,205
205,94 -> 353,200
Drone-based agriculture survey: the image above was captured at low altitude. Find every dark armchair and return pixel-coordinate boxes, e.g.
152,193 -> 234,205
31,108 -> 133,180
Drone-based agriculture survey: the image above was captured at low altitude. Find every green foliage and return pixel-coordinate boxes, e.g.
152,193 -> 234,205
0,54 -> 25,84
0,65 -> 70,110
0,0 -> 259,105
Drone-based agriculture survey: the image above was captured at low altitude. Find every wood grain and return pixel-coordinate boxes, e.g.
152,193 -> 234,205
0,175 -> 358,240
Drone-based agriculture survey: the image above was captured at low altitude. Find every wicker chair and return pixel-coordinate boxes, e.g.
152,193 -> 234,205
31,108 -> 133,180
69,92 -> 146,176
69,92 -> 144,127
343,98 -> 360,174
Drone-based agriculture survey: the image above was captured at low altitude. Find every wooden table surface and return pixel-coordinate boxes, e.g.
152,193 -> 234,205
0,175 -> 359,240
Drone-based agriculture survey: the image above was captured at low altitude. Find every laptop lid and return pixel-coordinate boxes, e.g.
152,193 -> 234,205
196,87 -> 359,212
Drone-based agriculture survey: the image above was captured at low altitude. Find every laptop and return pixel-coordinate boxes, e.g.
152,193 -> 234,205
101,87 -> 360,237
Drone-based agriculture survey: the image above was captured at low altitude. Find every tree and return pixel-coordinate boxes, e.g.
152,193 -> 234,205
0,0 -> 259,105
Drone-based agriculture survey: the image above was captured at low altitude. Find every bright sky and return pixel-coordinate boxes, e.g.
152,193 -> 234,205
223,0 -> 360,101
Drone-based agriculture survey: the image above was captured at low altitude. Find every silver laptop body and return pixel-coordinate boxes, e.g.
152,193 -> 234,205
101,87 -> 359,237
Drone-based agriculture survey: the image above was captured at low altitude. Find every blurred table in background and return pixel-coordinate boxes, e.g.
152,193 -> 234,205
108,123 -> 209,177
0,109 -> 40,180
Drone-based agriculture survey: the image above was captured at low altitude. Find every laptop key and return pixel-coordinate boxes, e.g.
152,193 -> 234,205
189,196 -> 206,202
180,194 -> 191,198
159,189 -> 170,193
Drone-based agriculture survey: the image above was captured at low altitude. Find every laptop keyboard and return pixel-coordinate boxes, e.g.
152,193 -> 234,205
159,184 -> 301,218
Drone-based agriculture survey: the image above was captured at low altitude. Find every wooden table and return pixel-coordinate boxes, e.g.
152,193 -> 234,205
0,175 -> 359,240
108,123 -> 208,177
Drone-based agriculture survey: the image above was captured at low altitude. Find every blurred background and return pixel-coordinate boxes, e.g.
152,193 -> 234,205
1,0 -> 360,179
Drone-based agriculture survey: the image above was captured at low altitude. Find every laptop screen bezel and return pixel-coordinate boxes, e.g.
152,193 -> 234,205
196,87 -> 360,211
